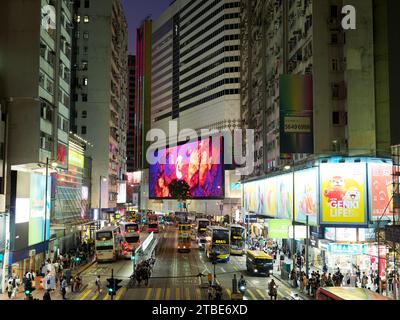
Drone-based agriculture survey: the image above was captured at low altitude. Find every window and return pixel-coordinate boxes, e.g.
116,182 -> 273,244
332,112 -> 340,125
74,94 -> 78,101
81,126 -> 87,134
40,43 -> 46,59
76,30 -> 80,39
332,84 -> 340,99
39,72 -> 45,88
76,15 -> 81,23
46,79 -> 54,94
84,0 -> 89,8
83,32 -> 89,39
84,15 -> 89,23
83,77 -> 88,86
76,0 -> 81,8
83,46 -> 88,54
331,58 -> 339,71
331,33 -> 338,44
82,111 -> 87,118
82,94 -> 88,101
81,60 -> 88,70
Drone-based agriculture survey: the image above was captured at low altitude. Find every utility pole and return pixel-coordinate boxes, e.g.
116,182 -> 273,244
111,268 -> 114,300
306,215 -> 309,277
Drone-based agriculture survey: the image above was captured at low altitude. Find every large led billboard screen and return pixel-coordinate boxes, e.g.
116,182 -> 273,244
320,163 -> 367,226
149,137 -> 224,199
276,174 -> 293,219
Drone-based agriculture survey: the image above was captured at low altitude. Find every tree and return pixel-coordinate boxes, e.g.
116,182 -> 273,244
168,179 -> 191,212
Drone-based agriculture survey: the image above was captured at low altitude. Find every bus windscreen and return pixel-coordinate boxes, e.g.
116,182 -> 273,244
96,232 -> 112,241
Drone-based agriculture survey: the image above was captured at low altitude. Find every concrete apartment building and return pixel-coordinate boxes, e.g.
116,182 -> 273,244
127,55 -> 136,172
141,0 -> 242,215
0,0 -> 73,284
240,0 -> 398,179
71,0 -> 128,210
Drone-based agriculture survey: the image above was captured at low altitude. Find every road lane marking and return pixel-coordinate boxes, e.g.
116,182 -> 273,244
175,288 -> 180,300
221,267 -> 226,273
195,288 -> 201,300
103,292 -> 109,300
155,288 -> 161,300
144,288 -> 153,300
226,288 -> 232,299
116,287 -> 126,300
79,288 -> 92,300
256,289 -> 267,300
185,287 -> 190,300
91,292 -> 99,300
246,289 -> 257,300
165,288 -> 171,300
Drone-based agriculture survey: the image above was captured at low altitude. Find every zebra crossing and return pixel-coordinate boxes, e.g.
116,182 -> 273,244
125,286 -> 272,300
75,283 -> 127,301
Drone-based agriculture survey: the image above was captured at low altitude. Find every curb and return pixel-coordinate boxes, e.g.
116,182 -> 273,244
272,274 -> 311,300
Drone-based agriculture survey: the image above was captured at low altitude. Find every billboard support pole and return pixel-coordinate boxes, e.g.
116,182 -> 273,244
44,157 -> 49,248
291,159 -> 296,275
306,215 -> 309,277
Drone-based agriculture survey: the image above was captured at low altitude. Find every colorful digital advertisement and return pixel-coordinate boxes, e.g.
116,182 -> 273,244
368,162 -> 393,221
320,163 -> 367,225
294,167 -> 318,226
149,137 -> 223,199
276,174 -> 293,219
265,177 -> 277,217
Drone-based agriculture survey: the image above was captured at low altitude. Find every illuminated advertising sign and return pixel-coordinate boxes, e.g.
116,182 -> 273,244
149,137 -> 224,199
328,243 -> 368,255
276,174 -> 293,219
294,167 -> 318,226
265,177 -> 277,217
117,182 -> 126,204
335,228 -> 357,242
244,182 -> 256,213
268,219 -> 291,239
288,226 -> 308,239
320,163 -> 367,225
69,149 -> 84,168
368,163 -> 392,221
324,227 -> 336,241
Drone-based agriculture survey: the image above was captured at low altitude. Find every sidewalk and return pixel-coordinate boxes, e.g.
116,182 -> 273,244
0,258 -> 96,301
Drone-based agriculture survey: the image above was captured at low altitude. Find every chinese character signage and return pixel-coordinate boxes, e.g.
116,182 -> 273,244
328,243 -> 367,255
368,163 -> 392,221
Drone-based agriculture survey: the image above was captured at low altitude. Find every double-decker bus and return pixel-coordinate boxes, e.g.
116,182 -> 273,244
147,214 -> 159,233
196,218 -> 210,247
205,226 -> 230,262
316,287 -> 392,300
95,226 -> 121,262
119,221 -> 141,259
229,224 -> 245,255
177,223 -> 192,252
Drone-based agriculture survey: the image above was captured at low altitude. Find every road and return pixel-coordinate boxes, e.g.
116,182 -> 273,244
72,226 -> 306,300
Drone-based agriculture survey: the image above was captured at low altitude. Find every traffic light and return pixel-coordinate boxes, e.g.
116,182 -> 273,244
106,278 -> 123,296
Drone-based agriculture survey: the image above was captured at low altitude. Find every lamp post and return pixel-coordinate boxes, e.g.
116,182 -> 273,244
99,175 -> 107,224
284,160 -> 296,274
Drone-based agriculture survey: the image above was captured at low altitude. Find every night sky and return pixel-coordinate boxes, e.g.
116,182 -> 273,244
121,0 -> 171,54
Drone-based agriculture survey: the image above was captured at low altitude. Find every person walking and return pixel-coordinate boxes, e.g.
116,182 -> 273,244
7,279 -> 14,299
61,277 -> 67,300
207,285 -> 214,300
362,273 -> 368,289
208,273 -> 213,286
95,275 -> 102,293
43,289 -> 51,300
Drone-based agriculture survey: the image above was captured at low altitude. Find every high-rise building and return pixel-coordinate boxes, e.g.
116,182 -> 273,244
71,0 -> 128,210
134,20 -> 152,171
127,55 -> 136,172
152,0 -> 241,134
240,0 -> 397,179
0,0 -> 73,281
142,0 -> 242,215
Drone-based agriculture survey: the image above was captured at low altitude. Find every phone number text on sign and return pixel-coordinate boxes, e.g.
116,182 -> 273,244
284,117 -> 312,133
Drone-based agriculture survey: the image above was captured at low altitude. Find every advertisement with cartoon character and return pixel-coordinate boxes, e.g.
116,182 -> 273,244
368,163 -> 392,221
294,168 -> 318,226
320,163 -> 367,225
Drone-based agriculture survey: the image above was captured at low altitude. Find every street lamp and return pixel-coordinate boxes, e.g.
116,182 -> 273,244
284,161 -> 296,276
44,157 -> 58,246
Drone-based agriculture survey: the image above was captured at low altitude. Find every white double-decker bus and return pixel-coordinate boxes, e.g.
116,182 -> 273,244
119,221 -> 141,259
95,226 -> 121,262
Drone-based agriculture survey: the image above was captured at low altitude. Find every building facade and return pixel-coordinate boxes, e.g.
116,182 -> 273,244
0,0 -> 73,280
240,0 -> 393,179
127,55 -> 136,172
71,0 -> 128,210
